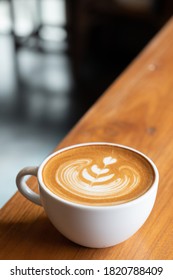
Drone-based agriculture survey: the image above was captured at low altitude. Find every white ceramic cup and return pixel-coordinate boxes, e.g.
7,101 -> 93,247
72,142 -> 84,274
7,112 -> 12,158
16,142 -> 159,248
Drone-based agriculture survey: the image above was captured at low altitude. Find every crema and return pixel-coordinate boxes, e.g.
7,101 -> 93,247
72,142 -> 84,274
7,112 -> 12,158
42,144 -> 154,206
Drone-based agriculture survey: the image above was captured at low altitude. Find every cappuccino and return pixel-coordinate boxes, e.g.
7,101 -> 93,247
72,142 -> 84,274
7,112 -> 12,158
42,144 -> 154,206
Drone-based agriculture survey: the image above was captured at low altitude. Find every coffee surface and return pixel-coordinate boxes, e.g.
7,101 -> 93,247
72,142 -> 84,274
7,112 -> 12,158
42,145 -> 154,206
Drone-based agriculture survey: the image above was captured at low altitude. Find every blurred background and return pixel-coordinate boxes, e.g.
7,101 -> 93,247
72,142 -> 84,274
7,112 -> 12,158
0,0 -> 172,207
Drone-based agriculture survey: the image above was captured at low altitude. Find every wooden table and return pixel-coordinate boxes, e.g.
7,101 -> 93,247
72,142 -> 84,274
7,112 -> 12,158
1,18 -> 173,260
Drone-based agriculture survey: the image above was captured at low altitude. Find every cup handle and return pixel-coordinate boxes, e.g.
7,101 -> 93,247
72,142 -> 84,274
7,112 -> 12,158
16,166 -> 42,206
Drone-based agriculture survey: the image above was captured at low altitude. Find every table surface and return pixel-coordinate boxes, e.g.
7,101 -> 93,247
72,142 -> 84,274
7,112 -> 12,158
1,17 -> 173,260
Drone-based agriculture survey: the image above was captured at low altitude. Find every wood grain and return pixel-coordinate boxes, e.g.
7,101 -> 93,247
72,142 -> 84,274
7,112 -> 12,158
1,17 -> 173,260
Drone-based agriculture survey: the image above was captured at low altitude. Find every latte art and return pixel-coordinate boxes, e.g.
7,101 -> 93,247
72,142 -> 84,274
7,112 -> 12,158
42,144 -> 154,206
55,157 -> 140,199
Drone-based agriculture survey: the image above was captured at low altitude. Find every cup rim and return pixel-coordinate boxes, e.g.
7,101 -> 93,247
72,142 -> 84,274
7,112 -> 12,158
38,142 -> 159,209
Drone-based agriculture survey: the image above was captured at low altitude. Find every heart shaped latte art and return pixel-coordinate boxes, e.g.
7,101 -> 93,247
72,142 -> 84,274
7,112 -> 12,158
43,144 -> 154,206
55,156 -> 140,198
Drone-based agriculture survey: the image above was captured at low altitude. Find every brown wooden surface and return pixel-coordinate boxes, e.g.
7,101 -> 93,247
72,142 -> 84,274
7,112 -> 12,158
1,18 -> 173,260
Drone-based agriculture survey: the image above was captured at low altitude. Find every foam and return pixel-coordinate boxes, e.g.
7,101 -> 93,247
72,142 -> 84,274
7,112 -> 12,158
42,145 -> 154,206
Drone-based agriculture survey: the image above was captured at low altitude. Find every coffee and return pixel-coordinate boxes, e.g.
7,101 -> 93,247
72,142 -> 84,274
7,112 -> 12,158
42,144 -> 154,206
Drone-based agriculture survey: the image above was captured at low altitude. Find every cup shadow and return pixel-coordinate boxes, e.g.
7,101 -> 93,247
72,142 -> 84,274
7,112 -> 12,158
0,215 -> 82,260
